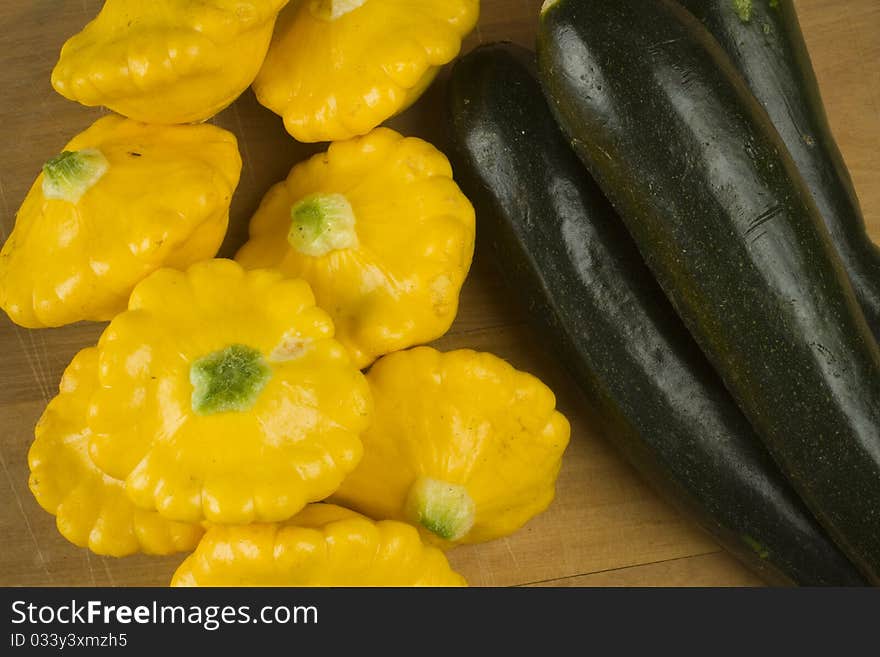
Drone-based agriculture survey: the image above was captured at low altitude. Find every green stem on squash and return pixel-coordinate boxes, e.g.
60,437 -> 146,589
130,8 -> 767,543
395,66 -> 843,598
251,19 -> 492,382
190,344 -> 271,415
540,0 -> 561,15
288,192 -> 358,257
404,476 -> 476,542
310,0 -> 368,21
42,149 -> 109,203
732,0 -> 753,22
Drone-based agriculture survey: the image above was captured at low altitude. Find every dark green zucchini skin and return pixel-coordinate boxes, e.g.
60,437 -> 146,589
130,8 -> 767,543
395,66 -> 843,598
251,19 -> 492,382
445,42 -> 865,586
675,0 -> 880,342
537,0 -> 880,583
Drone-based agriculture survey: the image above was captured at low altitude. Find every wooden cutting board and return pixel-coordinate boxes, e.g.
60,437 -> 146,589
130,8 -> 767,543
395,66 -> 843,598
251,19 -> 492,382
1,0 -> 877,587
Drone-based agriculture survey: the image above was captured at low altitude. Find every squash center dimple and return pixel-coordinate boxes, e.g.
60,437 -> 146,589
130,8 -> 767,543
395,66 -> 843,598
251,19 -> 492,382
288,192 -> 359,257
405,476 -> 475,542
309,0 -> 368,21
42,149 -> 109,203
190,344 -> 272,415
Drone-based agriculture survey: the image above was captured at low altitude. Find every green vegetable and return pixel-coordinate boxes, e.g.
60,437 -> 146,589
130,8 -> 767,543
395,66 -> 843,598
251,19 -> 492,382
446,42 -> 865,586
538,0 -> 880,583
676,0 -> 880,342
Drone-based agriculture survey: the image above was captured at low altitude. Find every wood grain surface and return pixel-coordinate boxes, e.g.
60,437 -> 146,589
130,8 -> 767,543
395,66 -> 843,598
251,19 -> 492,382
1,0 -> 877,587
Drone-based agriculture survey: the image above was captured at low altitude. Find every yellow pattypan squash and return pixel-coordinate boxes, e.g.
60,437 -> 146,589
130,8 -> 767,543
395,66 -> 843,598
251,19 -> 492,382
236,128 -> 475,369
253,0 -> 480,142
171,503 -> 467,586
51,0 -> 289,124
0,115 -> 241,329
332,347 -> 571,546
28,348 -> 203,557
87,259 -> 372,525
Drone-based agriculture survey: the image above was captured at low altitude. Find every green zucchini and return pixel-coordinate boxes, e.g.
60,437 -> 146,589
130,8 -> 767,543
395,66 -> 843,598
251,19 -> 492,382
537,0 -> 880,583
445,42 -> 864,586
674,0 -> 880,341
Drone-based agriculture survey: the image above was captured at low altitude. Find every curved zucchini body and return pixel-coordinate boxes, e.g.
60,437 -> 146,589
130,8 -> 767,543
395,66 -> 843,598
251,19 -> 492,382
675,0 -> 880,341
446,42 -> 864,586
538,0 -> 880,583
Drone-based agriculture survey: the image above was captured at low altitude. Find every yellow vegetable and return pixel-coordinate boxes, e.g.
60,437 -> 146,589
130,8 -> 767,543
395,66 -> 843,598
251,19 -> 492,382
171,504 -> 467,586
236,128 -> 475,369
0,115 -> 241,328
28,348 -> 202,557
253,0 -> 479,142
87,259 -> 372,525
332,347 -> 571,546
51,0 -> 289,124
